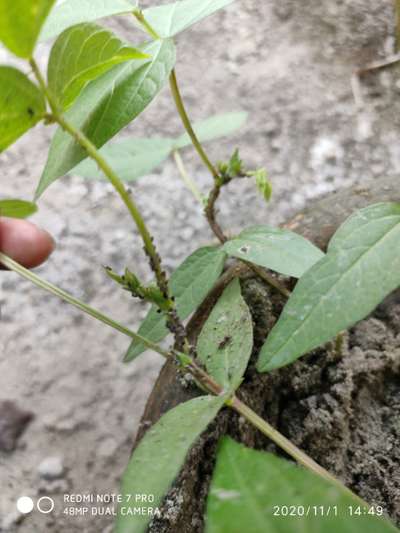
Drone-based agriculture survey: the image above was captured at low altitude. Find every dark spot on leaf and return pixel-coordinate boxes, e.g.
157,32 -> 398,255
218,336 -> 232,350
27,107 -> 35,118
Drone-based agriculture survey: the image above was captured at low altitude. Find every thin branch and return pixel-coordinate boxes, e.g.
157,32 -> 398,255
168,59 -> 290,297
204,182 -> 228,244
204,179 -> 291,298
173,149 -> 205,206
229,397 -> 368,506
0,252 -> 171,359
169,69 -> 220,180
247,263 -> 291,298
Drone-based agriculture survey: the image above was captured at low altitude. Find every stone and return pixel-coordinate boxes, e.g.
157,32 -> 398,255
38,456 -> 65,480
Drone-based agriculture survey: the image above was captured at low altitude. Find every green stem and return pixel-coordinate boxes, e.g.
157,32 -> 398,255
169,70 -> 220,180
170,68 -> 291,298
230,396 -> 368,506
0,253 -> 171,359
172,149 -> 205,205
57,115 -> 170,297
133,11 -> 220,182
133,8 -> 161,40
29,58 -> 169,299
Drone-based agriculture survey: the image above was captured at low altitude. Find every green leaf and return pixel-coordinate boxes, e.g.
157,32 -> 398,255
252,168 -> 272,202
36,38 -> 176,198
0,199 -> 38,218
197,279 -> 253,390
206,437 -> 398,533
116,395 -> 226,533
125,246 -> 226,362
73,138 -> 174,181
257,203 -> 400,372
40,0 -> 136,42
140,0 -> 236,39
174,112 -> 248,149
223,225 -> 324,278
0,67 -> 46,152
226,148 -> 243,178
0,0 -> 56,57
48,23 -> 147,110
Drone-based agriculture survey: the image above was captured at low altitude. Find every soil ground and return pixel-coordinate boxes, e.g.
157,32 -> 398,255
1,1 -> 400,531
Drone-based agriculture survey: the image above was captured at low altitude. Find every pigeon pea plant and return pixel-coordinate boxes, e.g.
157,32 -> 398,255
0,1 -> 399,532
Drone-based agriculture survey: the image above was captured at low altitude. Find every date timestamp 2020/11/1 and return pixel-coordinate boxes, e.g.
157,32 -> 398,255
272,505 -> 384,517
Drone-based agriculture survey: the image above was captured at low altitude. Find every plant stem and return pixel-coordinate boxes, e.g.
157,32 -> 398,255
181,355 -> 367,504
182,357 -> 369,505
169,70 -> 220,180
205,180 -> 291,297
230,396 -> 368,506
0,252 -> 171,359
204,182 -> 228,243
57,115 -> 170,295
133,8 -> 161,40
231,396 -> 334,480
247,263 -> 291,298
134,11 -> 219,181
173,150 -> 205,205
0,254 -> 218,390
30,58 -> 187,348
169,58 -> 291,298
30,59 -> 168,296
0,253 -> 219,393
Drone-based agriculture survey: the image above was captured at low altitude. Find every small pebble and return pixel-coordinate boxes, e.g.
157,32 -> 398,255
38,456 -> 65,480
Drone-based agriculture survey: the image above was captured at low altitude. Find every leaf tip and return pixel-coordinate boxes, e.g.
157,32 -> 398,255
123,348 -> 134,363
123,341 -> 143,363
256,349 -> 281,373
33,184 -> 44,201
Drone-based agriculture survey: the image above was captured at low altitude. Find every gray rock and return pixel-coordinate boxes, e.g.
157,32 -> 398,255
38,456 -> 65,480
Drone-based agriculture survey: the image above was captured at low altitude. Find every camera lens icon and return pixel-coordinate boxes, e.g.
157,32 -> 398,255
37,497 -> 55,514
16,496 -> 55,514
16,497 -> 34,514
